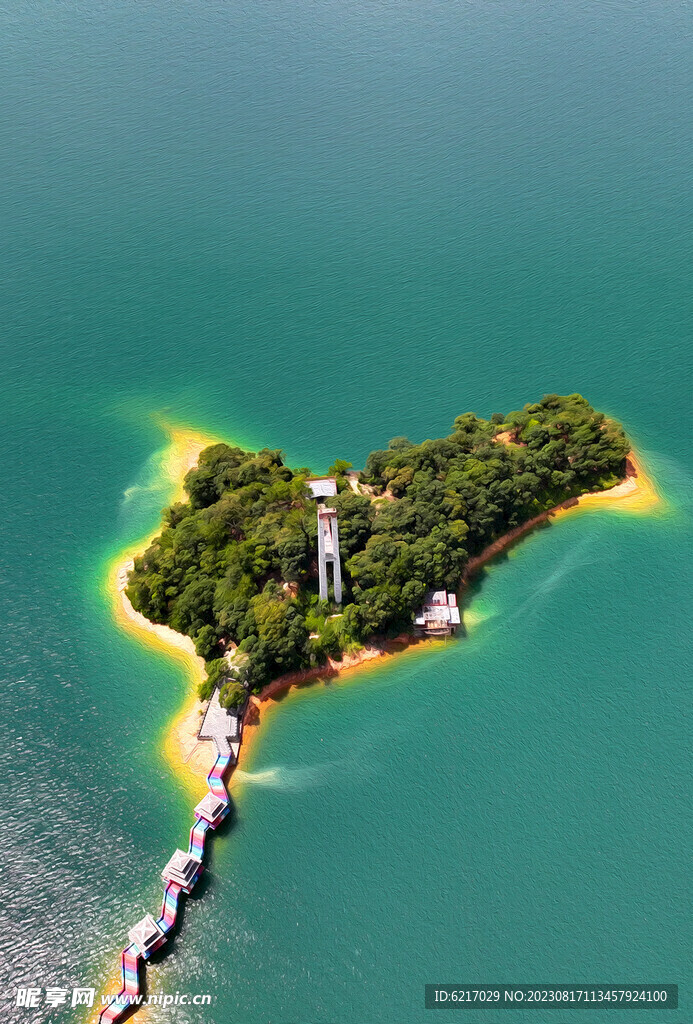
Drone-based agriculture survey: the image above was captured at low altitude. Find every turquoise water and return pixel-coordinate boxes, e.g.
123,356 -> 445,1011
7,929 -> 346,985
1,1 -> 691,1021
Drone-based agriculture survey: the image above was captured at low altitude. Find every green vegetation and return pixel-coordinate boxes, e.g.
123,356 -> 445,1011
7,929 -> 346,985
126,395 -> 629,698
219,679 -> 247,711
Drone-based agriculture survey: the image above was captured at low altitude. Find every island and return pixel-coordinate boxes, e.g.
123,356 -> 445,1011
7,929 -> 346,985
125,393 -> 631,709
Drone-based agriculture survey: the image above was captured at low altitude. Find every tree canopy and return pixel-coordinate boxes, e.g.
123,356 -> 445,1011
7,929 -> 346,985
126,395 -> 629,696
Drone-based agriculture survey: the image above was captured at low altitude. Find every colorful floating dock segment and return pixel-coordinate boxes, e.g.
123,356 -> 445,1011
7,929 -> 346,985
97,743 -> 236,1021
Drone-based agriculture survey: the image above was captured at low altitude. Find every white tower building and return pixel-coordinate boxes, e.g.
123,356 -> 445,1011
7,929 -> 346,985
317,505 -> 342,604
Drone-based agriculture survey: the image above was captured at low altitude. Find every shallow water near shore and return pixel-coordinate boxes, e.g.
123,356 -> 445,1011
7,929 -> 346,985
1,1 -> 692,1021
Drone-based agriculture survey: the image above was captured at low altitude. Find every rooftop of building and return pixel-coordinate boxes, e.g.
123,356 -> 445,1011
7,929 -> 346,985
161,849 -> 203,891
128,914 -> 165,955
306,477 -> 337,498
194,791 -> 228,824
414,590 -> 461,628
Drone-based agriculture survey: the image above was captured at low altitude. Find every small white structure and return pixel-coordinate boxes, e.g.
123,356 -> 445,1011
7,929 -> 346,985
194,792 -> 228,827
161,850 -> 203,893
306,477 -> 337,499
128,914 -> 165,957
414,590 -> 460,636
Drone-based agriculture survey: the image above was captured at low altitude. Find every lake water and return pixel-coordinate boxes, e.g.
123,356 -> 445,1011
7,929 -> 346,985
1,2 -> 691,1021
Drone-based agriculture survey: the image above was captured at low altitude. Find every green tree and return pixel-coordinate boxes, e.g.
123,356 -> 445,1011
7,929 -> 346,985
219,679 -> 247,711
194,623 -> 220,660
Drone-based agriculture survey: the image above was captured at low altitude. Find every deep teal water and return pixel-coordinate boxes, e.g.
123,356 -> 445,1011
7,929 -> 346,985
1,2 -> 691,1022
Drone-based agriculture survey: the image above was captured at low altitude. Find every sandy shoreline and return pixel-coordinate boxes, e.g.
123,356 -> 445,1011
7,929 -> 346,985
114,562 -> 214,787
110,439 -> 660,786
462,452 -> 659,579
108,424 -> 221,789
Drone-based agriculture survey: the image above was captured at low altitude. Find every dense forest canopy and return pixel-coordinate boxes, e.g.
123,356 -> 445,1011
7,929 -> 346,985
126,395 -> 630,701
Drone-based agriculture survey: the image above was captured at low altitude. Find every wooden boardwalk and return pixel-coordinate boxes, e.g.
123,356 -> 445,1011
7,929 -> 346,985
96,703 -> 241,1022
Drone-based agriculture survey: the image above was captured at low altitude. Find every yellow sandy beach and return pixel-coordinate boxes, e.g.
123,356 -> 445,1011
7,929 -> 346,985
556,451 -> 660,516
106,422 -> 222,791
